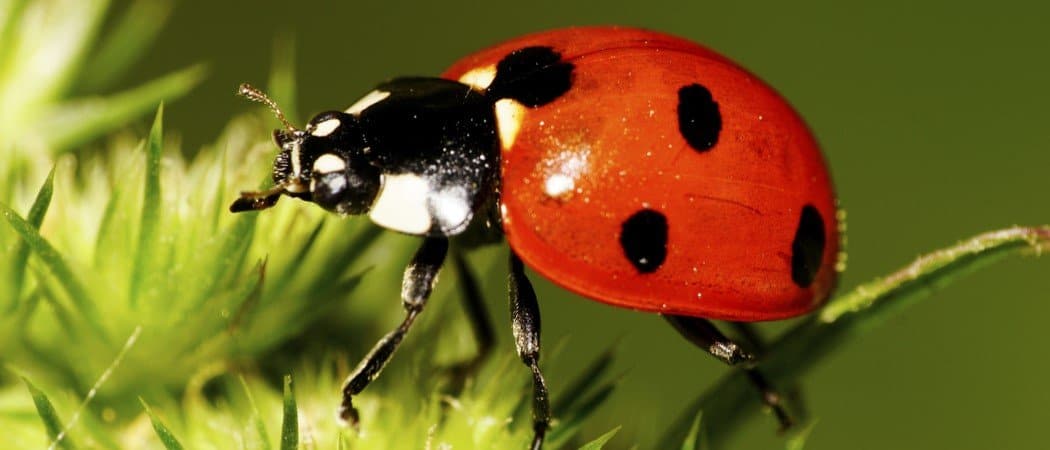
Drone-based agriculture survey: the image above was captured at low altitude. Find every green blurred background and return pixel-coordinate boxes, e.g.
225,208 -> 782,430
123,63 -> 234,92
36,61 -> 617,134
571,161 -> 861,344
119,0 -> 1049,448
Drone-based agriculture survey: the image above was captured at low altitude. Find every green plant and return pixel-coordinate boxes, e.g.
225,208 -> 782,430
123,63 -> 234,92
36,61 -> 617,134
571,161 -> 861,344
0,101 -> 623,448
2,2 -> 1048,449
661,226 -> 1049,448
0,0 -> 202,217
0,3 -> 619,444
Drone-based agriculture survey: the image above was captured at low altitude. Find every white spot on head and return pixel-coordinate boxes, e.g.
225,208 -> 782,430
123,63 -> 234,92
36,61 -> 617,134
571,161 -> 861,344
313,153 -> 346,174
368,173 -> 432,235
494,98 -> 526,151
310,118 -> 341,137
458,65 -> 497,91
346,90 -> 391,115
290,140 -> 303,177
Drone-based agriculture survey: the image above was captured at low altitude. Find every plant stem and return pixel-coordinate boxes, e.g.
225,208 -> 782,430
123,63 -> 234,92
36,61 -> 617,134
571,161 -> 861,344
662,226 -> 1050,449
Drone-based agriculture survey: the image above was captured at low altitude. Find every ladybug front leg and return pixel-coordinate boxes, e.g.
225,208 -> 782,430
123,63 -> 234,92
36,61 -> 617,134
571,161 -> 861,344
509,253 -> 551,450
338,236 -> 448,426
664,315 -> 793,430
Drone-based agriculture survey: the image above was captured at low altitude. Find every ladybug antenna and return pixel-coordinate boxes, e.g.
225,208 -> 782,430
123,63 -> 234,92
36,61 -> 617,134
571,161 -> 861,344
238,83 -> 298,132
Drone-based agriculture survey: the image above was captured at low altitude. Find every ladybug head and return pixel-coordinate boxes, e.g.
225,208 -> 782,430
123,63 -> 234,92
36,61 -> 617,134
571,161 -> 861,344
229,84 -> 381,215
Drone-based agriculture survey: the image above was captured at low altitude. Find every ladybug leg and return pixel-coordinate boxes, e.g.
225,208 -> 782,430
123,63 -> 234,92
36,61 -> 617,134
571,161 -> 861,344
725,321 -> 767,353
338,236 -> 449,427
726,322 -> 809,422
445,248 -> 496,385
229,192 -> 281,212
665,315 -> 793,430
509,252 -> 551,450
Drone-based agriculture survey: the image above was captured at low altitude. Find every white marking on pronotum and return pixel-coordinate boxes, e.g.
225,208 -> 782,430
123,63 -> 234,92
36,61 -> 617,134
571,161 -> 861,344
458,65 -> 497,90
369,173 -> 433,234
494,98 -> 526,150
313,153 -> 346,174
49,326 -> 142,450
311,118 -> 341,137
346,90 -> 391,115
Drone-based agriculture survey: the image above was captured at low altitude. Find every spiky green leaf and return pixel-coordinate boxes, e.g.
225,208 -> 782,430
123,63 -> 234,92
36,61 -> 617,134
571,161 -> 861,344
7,166 -> 54,310
140,398 -> 186,450
33,65 -> 205,152
554,347 -> 615,414
240,376 -> 273,450
130,104 -> 164,304
280,375 -> 298,450
23,377 -> 74,450
577,426 -> 621,450
1,203 -> 107,342
547,382 -> 616,448
786,421 -> 817,450
680,411 -> 704,450
78,0 -> 174,91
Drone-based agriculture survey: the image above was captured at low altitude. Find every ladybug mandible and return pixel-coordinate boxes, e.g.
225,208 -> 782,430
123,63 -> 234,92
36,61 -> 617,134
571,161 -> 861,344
231,26 -> 839,449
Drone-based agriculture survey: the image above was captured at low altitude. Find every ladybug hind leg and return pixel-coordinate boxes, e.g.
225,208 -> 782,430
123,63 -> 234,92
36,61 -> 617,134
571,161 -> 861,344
665,315 -> 794,430
338,236 -> 449,426
725,322 -> 809,422
509,252 -> 552,450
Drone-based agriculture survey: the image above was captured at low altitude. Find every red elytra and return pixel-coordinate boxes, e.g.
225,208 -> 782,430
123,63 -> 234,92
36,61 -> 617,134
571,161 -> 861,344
443,27 -> 839,321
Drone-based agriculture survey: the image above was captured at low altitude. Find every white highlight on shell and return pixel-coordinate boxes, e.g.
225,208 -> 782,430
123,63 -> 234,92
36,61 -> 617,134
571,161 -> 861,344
312,153 -> 346,174
311,118 -> 341,137
458,65 -> 497,90
544,174 -> 574,197
345,90 -> 391,115
368,173 -> 432,235
494,98 -> 526,150
541,145 -> 590,199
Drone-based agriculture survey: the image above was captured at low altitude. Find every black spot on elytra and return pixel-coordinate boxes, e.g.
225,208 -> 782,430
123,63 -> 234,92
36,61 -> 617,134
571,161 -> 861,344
791,204 -> 826,287
677,84 -> 722,152
620,209 -> 668,273
487,46 -> 574,107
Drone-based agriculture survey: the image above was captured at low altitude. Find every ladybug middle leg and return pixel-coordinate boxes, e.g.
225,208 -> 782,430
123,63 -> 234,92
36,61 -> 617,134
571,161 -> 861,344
338,236 -> 448,426
665,315 -> 793,430
509,252 -> 551,450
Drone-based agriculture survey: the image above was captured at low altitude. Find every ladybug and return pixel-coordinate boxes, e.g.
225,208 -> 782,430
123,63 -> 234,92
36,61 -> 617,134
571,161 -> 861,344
231,26 -> 839,449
